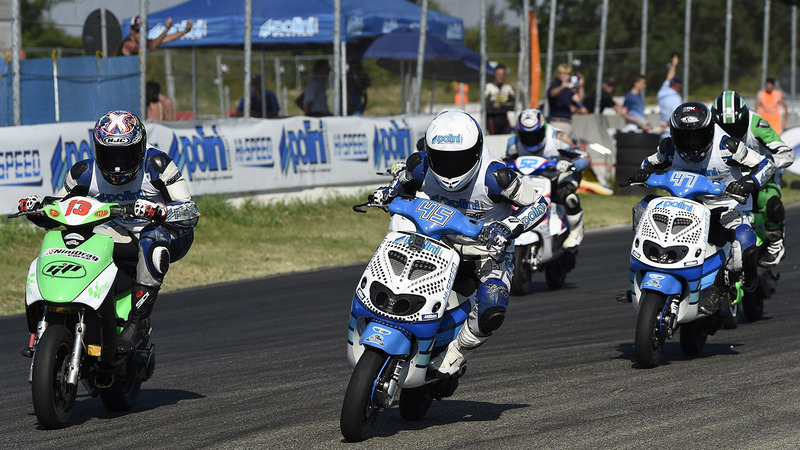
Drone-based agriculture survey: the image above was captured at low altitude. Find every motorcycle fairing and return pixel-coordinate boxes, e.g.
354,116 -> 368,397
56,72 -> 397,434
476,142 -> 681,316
359,321 -> 412,356
30,231 -> 116,307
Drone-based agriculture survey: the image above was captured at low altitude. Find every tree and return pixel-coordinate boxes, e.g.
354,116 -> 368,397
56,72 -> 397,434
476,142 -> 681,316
21,0 -> 82,58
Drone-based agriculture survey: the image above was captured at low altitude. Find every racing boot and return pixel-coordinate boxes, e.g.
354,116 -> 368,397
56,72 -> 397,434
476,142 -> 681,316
759,229 -> 785,268
562,211 -> 584,250
698,283 -> 728,316
117,284 -> 157,354
430,325 -> 489,378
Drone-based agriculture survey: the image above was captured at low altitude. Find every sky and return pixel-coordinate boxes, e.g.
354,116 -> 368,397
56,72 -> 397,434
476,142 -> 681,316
49,0 -> 519,38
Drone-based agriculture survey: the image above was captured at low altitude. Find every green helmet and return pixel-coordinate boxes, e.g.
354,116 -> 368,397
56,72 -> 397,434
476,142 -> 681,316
710,90 -> 749,140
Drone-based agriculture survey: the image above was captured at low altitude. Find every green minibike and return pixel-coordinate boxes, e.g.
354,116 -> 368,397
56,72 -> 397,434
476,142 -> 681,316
11,196 -> 155,429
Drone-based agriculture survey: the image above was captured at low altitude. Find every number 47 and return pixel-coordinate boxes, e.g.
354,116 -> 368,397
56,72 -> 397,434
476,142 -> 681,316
670,172 -> 697,188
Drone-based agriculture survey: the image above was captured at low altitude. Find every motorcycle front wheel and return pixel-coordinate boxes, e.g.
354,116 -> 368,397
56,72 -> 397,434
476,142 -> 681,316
511,245 -> 533,296
31,324 -> 77,429
340,349 -> 388,442
634,292 -> 667,369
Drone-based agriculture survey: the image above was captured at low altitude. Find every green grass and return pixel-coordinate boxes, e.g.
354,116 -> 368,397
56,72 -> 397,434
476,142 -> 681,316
3,174 -> 800,317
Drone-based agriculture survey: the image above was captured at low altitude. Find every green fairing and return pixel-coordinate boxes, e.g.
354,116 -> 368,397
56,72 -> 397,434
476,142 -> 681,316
114,290 -> 132,331
36,231 -> 115,303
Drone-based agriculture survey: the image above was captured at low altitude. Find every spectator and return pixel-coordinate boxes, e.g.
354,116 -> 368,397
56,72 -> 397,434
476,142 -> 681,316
584,76 -> 627,115
622,75 -> 650,131
756,77 -> 788,134
116,16 -> 193,56
346,59 -> 371,115
236,75 -> 279,118
547,63 -> 587,134
657,54 -> 683,132
484,64 -> 516,134
303,59 -> 331,117
145,81 -> 175,121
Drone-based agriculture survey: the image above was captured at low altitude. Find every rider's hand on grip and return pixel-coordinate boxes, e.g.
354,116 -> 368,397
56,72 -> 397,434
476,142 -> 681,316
481,217 -> 523,254
370,186 -> 395,205
726,175 -> 756,197
18,195 -> 42,213
629,166 -> 654,184
556,160 -> 573,172
133,199 -> 167,221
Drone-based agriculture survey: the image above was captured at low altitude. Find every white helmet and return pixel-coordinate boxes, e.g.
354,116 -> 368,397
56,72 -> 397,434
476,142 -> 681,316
425,110 -> 484,191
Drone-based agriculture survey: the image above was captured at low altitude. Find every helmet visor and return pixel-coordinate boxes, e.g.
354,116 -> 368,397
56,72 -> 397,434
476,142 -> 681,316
428,148 -> 480,179
519,126 -> 546,149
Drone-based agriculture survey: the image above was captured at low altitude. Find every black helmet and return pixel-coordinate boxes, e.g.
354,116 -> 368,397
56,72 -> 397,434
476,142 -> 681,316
710,90 -> 749,140
670,102 -> 714,163
92,111 -> 147,185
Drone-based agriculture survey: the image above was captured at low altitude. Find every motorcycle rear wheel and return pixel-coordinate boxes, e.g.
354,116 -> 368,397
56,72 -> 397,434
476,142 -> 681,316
31,324 -> 77,429
100,374 -> 142,411
399,385 -> 434,421
634,293 -> 667,369
679,320 -> 708,356
340,349 -> 387,442
511,245 -> 533,296
544,262 -> 567,290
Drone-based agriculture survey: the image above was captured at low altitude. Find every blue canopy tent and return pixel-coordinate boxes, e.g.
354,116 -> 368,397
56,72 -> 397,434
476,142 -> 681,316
362,28 -> 494,113
122,0 -> 464,48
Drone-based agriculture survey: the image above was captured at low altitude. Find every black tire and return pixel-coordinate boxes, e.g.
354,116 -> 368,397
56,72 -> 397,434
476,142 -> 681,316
722,290 -> 739,330
340,349 -> 387,442
31,324 -> 77,429
399,385 -> 434,421
544,262 -> 567,290
679,320 -> 708,356
511,245 -> 533,296
742,289 -> 764,322
100,373 -> 142,412
634,293 -> 667,369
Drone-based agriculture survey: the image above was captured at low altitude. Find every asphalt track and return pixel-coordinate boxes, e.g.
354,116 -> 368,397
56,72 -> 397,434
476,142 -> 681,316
2,206 -> 800,448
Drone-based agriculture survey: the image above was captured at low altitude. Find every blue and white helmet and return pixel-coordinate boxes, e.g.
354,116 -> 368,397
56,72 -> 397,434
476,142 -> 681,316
425,110 -> 483,192
93,110 -> 147,185
516,108 -> 547,153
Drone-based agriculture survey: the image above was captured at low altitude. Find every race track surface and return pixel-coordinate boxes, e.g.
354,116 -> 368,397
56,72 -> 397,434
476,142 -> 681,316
2,206 -> 800,448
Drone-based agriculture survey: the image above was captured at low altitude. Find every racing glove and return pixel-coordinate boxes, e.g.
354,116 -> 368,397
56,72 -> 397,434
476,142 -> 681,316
370,186 -> 396,205
481,217 -> 524,254
629,165 -> 655,184
726,175 -> 757,197
133,199 -> 168,221
556,160 -> 573,173
18,195 -> 42,212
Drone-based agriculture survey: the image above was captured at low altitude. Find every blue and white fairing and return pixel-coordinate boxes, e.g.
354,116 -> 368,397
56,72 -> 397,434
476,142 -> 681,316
630,171 -> 731,322
347,197 -> 483,388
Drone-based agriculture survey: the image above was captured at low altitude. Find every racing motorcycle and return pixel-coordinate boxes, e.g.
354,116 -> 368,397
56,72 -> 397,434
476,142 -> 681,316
619,170 -> 744,369
11,196 -> 155,429
506,155 -> 577,295
342,195 -> 486,442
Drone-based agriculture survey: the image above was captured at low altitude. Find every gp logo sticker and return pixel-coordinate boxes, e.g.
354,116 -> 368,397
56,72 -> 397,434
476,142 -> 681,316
42,261 -> 86,278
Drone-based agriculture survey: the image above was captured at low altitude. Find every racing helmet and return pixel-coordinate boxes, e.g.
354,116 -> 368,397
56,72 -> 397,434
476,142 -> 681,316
669,102 -> 715,163
710,90 -> 749,140
93,111 -> 147,185
516,108 -> 547,152
425,110 -> 484,191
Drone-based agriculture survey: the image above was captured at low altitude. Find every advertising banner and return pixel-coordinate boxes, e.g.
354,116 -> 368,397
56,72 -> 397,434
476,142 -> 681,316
0,114 -> 432,214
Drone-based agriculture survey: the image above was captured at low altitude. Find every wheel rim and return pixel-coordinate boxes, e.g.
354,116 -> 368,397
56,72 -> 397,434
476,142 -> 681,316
53,342 -> 75,416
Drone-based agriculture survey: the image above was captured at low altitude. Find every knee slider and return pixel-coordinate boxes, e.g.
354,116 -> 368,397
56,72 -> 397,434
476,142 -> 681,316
765,197 -> 785,224
564,192 -> 581,212
480,306 -> 506,333
149,244 -> 170,276
734,224 -> 756,250
476,281 -> 510,334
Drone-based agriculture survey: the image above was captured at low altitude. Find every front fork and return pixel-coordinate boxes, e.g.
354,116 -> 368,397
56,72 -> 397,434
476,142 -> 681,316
376,356 -> 405,409
66,309 -> 86,386
660,296 -> 680,340
27,306 -> 49,383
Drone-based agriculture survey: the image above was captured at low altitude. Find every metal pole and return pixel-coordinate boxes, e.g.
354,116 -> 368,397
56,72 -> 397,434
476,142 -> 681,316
52,52 -> 60,122
762,0 -> 770,89
274,56 -> 282,116
139,0 -> 147,118
334,0 -> 341,116
414,0 -> 429,114
595,0 -> 608,115
640,0 -> 647,96
100,6 -> 108,57
724,0 -> 732,91
260,52 -> 267,118
165,50 -> 176,108
192,47 -> 198,119
341,41 -> 348,116
793,6 -> 797,101
217,54 -> 225,117
516,0 -> 530,112
544,0 -> 557,118
480,0 -> 487,130
244,0 -> 253,118
682,0 -> 690,101
11,0 -> 21,125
